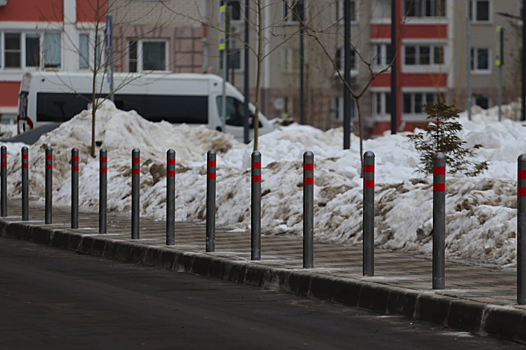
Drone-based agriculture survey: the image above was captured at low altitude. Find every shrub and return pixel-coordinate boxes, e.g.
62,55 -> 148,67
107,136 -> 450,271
407,102 -> 488,176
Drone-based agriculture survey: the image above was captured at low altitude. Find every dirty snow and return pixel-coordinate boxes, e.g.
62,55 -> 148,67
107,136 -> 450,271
1,100 -> 524,268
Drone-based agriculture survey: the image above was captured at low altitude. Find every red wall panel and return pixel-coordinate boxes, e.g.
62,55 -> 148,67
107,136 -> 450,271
77,0 -> 106,22
371,73 -> 447,88
371,24 -> 447,39
0,0 -> 63,22
0,82 -> 21,107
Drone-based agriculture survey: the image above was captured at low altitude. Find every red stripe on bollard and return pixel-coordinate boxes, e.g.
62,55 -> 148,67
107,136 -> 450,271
252,175 -> 261,182
434,166 -> 446,175
304,178 -> 314,186
46,155 -> 52,160
364,180 -> 374,188
167,170 -> 175,177
72,166 -> 79,172
46,164 -> 52,170
132,157 -> 140,164
207,173 -> 216,179
22,164 -> 28,168
132,169 -> 140,175
519,188 -> 526,197
434,183 -> 446,192
1,154 -> 6,158
252,162 -> 261,169
22,154 -> 28,159
519,170 -> 526,179
364,164 -> 374,173
168,159 -> 176,166
1,162 -> 6,167
207,160 -> 216,168
304,163 -> 314,171
72,156 -> 79,162
101,157 -> 107,163
100,168 -> 107,173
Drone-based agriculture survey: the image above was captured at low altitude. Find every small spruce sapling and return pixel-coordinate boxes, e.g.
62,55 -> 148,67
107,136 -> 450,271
407,102 -> 488,176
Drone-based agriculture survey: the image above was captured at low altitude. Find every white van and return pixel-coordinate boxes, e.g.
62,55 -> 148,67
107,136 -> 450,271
17,71 -> 273,141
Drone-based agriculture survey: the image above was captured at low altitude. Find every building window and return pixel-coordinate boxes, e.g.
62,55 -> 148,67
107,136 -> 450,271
43,33 -> 62,68
284,0 -> 306,23
404,44 -> 444,65
371,43 -> 392,68
4,33 -> 21,68
128,39 -> 168,72
282,47 -> 301,72
372,92 -> 391,116
220,47 -> 243,72
230,0 -> 241,21
79,34 -> 89,70
334,96 -> 357,121
405,0 -> 446,18
471,48 -> 490,72
469,0 -> 490,22
403,92 -> 442,114
335,47 -> 357,74
25,34 -> 40,67
336,0 -> 356,23
473,94 -> 489,109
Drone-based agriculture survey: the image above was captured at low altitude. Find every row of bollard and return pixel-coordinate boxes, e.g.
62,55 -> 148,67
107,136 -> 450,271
1,146 -> 526,304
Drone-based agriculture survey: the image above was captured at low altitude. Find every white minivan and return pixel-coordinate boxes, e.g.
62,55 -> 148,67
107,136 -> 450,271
17,71 -> 273,141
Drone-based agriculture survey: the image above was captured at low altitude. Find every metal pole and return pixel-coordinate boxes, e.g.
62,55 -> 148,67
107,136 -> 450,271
221,1 -> 228,132
390,0 -> 397,134
522,0 -> 526,122
131,149 -> 140,240
499,65 -> 502,122
206,150 -> 216,252
243,0 -> 250,144
251,151 -> 261,260
363,151 -> 375,276
21,147 -> 28,221
299,23 -> 305,125
99,149 -> 107,234
303,151 -> 314,268
71,148 -> 79,229
1,145 -> 6,217
518,154 -> 526,304
166,149 -> 176,245
45,147 -> 52,224
433,153 -> 446,289
343,0 -> 351,149
467,17 -> 472,121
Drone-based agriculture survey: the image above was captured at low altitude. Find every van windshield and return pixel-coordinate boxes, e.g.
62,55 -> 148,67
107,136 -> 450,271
216,96 -> 245,126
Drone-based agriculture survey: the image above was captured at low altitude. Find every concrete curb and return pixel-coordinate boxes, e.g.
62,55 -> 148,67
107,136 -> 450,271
1,220 -> 525,345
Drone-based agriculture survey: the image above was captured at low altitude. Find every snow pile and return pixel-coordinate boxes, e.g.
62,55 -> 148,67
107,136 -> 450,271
2,100 -> 526,268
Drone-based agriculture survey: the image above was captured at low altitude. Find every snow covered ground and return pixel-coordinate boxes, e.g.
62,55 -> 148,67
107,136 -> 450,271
1,101 -> 524,268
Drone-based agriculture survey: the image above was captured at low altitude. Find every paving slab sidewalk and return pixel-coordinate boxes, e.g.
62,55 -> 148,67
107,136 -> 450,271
1,199 -> 525,345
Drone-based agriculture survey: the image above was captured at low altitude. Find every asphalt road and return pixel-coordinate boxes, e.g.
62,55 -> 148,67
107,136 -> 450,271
0,237 -> 524,350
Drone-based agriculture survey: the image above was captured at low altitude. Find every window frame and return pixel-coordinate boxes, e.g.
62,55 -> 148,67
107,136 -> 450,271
371,90 -> 392,118
335,47 -> 358,76
468,0 -> 492,24
404,0 -> 447,18
219,45 -> 244,73
402,90 -> 445,120
336,0 -> 357,24
470,47 -> 491,74
128,38 -> 169,73
283,0 -> 307,25
0,31 -> 62,71
370,42 -> 393,70
333,95 -> 357,121
402,43 -> 445,66
282,47 -> 302,73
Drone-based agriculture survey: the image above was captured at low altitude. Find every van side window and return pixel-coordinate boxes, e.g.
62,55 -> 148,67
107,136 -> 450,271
37,93 -> 90,122
216,96 -> 244,126
115,95 -> 208,124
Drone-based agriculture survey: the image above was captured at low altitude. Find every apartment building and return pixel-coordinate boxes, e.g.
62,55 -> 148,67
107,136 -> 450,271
353,0 -> 522,135
0,0 -> 103,123
0,0 -> 204,125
